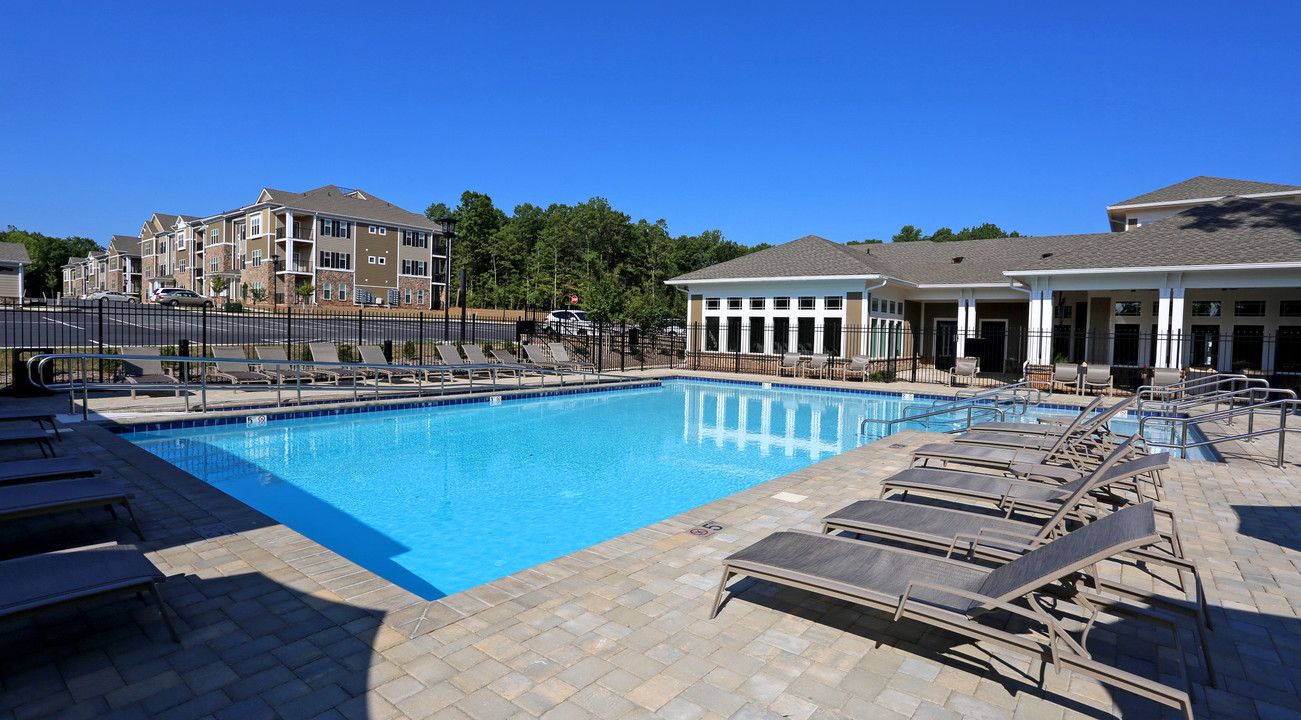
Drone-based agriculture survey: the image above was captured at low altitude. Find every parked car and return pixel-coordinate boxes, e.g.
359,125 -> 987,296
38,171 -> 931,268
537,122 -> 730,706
157,289 -> 214,308
659,319 -> 687,337
87,290 -> 139,303
543,310 -> 597,335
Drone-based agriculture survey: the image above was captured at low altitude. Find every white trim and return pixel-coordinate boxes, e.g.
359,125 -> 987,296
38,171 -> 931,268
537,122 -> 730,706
1107,189 -> 1301,211
668,274 -> 885,285
1005,262 -> 1301,277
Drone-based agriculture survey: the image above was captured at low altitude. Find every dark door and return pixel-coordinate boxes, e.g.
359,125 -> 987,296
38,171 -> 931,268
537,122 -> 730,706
977,320 -> 1006,374
935,320 -> 958,371
1189,324 -> 1220,368
1073,301 -> 1088,361
1231,325 -> 1264,371
1276,326 -> 1301,373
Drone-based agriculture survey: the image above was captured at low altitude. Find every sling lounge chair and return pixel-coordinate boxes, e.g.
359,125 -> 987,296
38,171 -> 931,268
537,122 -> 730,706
548,343 -> 595,371
523,343 -> 572,370
1082,363 -> 1113,395
804,353 -> 830,378
712,503 -> 1194,720
0,427 -> 57,458
121,346 -> 181,398
0,457 -> 98,486
1151,367 -> 1182,388
464,344 -> 515,377
207,347 -> 273,385
359,345 -> 418,383
0,544 -> 178,642
254,346 -> 317,384
954,397 -> 1133,454
432,344 -> 475,379
965,396 -> 1104,437
1053,363 -> 1082,395
0,477 -> 143,539
950,356 -> 978,386
0,411 -> 62,440
841,355 -> 871,381
307,343 -> 368,384
491,348 -> 520,365
776,353 -> 803,377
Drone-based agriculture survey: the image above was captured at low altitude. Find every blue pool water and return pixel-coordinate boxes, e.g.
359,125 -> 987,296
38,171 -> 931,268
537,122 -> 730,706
124,379 -> 1209,599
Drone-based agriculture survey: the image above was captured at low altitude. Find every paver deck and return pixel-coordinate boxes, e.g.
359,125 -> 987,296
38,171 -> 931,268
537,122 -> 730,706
1,371 -> 1298,720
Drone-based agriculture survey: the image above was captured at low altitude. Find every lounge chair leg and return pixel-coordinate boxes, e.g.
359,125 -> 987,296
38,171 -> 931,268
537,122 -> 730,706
710,568 -> 734,619
105,503 -> 118,519
124,501 -> 145,540
148,584 -> 180,643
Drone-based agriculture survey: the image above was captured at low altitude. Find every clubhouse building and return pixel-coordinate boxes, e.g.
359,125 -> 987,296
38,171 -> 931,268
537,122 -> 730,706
667,177 -> 1301,383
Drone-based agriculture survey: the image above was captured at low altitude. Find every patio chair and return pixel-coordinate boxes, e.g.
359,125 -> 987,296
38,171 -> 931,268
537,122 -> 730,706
0,411 -> 62,440
841,355 -> 871,381
306,343 -> 368,384
523,343 -> 571,370
953,397 -> 1133,455
358,345 -> 419,383
431,344 -> 480,380
965,396 -> 1105,437
1081,363 -> 1113,395
207,347 -> 273,385
254,346 -> 317,384
1052,363 -> 1082,395
121,346 -> 181,398
1151,367 -> 1183,388
711,503 -> 1194,720
462,344 -> 515,378
0,427 -> 57,458
776,353 -> 803,377
804,354 -> 830,378
548,343 -> 595,371
490,348 -> 519,365
0,544 -> 178,642
0,457 -> 98,486
949,356 -> 979,386
0,477 -> 143,539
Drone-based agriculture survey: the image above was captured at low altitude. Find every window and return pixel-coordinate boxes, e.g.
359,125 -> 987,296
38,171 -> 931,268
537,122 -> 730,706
823,317 -> 842,356
749,318 -> 765,353
320,219 -> 350,238
249,215 -> 261,236
416,289 -> 424,305
322,283 -> 332,300
1113,325 -> 1140,365
1282,301 -> 1301,317
250,281 -> 263,292
871,298 -> 879,312
773,297 -> 790,310
404,288 -> 412,304
1127,218 -> 1139,228
705,317 -> 720,351
797,317 -> 815,354
705,298 -> 720,310
1114,301 -> 1142,316
1235,300 -> 1266,317
377,256 -> 386,265
727,297 -> 742,310
252,249 -> 263,267
1053,304 -> 1072,319
1190,301 -> 1221,317
235,221 -> 246,242
890,301 -> 899,314
402,230 -> 427,247
749,298 -> 765,310
798,297 -> 815,310
159,264 -> 167,275
318,251 -> 351,269
159,240 -> 167,254
368,226 -> 377,234
772,317 -> 789,353
824,296 -> 843,310
210,258 -> 218,272
402,260 -> 428,276
368,256 -> 377,264
211,228 -> 220,243
338,284 -> 348,302
379,227 -> 387,236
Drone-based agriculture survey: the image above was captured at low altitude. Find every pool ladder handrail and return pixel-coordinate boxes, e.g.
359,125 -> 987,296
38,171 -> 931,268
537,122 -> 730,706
1137,396 -> 1299,466
1139,386 -> 1297,424
948,381 -> 1048,411
1135,372 -> 1260,402
859,402 -> 1007,438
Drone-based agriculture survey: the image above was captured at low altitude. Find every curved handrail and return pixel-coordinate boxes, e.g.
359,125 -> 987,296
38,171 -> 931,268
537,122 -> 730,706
1136,373 -> 1262,403
1137,397 -> 1298,466
860,403 -> 1006,437
1140,386 -> 1296,417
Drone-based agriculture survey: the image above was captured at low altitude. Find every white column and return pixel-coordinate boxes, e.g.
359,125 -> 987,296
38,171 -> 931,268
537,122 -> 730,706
1027,288 -> 1052,365
965,292 -> 978,355
1156,287 -> 1172,368
955,294 -> 968,357
1169,286 -> 1186,368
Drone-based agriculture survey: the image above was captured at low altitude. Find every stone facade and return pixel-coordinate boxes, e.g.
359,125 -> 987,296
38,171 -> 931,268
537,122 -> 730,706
315,270 -> 355,308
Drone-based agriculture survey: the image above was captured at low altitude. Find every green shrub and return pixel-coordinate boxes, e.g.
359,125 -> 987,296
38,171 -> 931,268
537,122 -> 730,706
221,301 -> 244,313
338,344 -> 356,363
868,370 -> 896,383
402,340 -> 417,360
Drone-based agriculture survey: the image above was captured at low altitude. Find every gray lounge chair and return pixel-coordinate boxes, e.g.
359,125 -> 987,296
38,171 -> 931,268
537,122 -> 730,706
953,397 -> 1133,454
307,343 -> 368,384
712,503 -> 1194,720
121,346 -> 181,398
776,353 -> 803,377
491,348 -> 520,365
965,396 -> 1104,437
1151,367 -> 1182,388
0,544 -> 178,642
0,411 -> 62,440
547,343 -> 595,371
0,427 -> 56,458
1082,363 -> 1113,395
463,344 -> 513,377
523,343 -> 571,370
254,346 -> 317,384
0,477 -> 143,539
804,353 -> 830,378
841,355 -> 870,381
433,344 -> 473,379
207,347 -> 273,385
358,345 -> 418,383
949,356 -> 978,386
1053,363 -> 1082,395
0,457 -> 98,486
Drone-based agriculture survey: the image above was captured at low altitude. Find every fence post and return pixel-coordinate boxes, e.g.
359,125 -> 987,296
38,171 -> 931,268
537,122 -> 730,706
471,313 -> 477,344
286,306 -> 293,358
202,304 -> 209,361
418,312 -> 425,365
357,308 -> 364,349
97,299 -> 105,382
620,321 -> 626,372
911,326 -> 919,383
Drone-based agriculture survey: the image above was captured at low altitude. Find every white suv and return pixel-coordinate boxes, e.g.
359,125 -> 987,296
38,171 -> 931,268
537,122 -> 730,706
543,310 -> 597,335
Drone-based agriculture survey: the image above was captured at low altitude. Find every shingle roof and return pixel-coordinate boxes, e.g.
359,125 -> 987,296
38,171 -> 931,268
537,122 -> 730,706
108,235 -> 141,255
668,235 -> 879,282
0,242 -> 32,264
262,185 -> 439,231
62,256 -> 86,268
1009,196 -> 1301,273
1111,176 -> 1301,208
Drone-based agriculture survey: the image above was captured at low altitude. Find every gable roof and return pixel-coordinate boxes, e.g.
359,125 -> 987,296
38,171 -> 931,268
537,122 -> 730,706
260,185 -> 439,231
108,235 -> 141,255
1110,176 -> 1301,208
0,242 -> 32,265
668,235 -> 881,282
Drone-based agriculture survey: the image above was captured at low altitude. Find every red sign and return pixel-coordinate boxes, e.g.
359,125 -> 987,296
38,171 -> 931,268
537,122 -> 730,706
570,295 -> 579,304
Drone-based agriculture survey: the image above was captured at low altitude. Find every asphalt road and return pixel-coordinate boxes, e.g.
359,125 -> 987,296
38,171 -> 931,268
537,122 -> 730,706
0,306 -> 519,350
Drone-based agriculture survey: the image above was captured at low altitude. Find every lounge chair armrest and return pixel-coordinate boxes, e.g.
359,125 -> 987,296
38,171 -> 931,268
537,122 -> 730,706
946,528 -> 1043,560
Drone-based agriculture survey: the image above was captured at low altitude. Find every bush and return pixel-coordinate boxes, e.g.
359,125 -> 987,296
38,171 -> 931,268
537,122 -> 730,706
221,301 -> 244,313
337,344 -> 356,363
868,370 -> 896,383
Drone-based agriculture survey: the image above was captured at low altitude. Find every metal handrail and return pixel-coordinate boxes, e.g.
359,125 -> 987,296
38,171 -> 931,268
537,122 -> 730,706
1136,373 -> 1262,403
948,381 -> 1048,407
1140,386 -> 1297,418
860,403 -> 1006,437
1138,397 -> 1298,466
25,352 -> 640,420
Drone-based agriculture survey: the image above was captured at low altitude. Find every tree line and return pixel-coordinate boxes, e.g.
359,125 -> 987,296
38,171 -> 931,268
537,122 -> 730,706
1,225 -> 102,298
848,222 -> 1020,245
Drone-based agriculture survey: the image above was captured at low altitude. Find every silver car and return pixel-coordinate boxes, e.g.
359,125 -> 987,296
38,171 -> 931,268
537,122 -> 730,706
87,290 -> 139,303
158,289 -> 214,308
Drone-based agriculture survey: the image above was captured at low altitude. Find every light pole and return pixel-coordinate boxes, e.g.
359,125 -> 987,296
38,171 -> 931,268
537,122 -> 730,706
270,253 -> 280,310
438,217 -> 458,341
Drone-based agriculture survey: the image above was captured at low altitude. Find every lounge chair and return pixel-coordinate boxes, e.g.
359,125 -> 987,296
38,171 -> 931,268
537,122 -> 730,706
953,397 -> 1132,454
463,344 -> 514,377
0,477 -> 143,539
121,346 -> 181,398
358,345 -> 419,383
776,353 -> 803,377
949,356 -> 978,386
1082,363 -> 1113,395
0,411 -> 62,440
433,344 -> 473,379
0,544 -> 178,642
0,427 -> 57,458
804,353 -> 829,379
712,503 -> 1194,720
965,396 -> 1104,437
490,348 -> 520,365
548,343 -> 595,371
254,346 -> 317,384
523,343 -> 572,370
306,343 -> 368,384
1052,363 -> 1082,395
207,347 -> 273,385
841,355 -> 870,381
0,457 -> 98,486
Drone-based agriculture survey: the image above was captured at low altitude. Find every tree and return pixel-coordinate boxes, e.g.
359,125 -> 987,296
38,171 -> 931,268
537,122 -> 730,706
846,238 -> 883,245
210,276 -> 229,298
296,282 -> 314,304
891,225 -> 924,243
0,225 -> 102,297
249,287 -> 267,305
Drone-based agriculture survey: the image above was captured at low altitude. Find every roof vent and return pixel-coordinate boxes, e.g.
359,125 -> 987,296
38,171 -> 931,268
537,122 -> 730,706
1041,252 -> 1053,259
951,256 -> 964,264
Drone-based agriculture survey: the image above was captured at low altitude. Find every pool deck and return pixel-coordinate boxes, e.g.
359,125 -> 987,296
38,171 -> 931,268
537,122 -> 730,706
1,371 -> 1299,719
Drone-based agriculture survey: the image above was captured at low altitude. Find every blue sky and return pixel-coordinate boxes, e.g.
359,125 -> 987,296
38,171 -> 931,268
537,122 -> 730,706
3,1 -> 1299,247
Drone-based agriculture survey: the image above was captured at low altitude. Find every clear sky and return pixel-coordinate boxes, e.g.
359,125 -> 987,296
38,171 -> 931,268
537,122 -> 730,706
3,1 -> 1299,247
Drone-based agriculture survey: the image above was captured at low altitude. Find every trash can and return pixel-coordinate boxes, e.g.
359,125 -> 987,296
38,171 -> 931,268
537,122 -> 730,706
11,348 -> 54,397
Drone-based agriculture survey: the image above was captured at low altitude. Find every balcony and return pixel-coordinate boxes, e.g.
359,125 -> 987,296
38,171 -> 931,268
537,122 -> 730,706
275,224 -> 313,242
277,262 -> 313,275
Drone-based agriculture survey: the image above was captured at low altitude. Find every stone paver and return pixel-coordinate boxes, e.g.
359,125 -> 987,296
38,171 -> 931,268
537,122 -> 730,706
1,371 -> 1298,720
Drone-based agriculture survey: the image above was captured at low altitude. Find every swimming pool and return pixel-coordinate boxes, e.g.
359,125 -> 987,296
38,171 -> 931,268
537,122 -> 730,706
123,379 -> 1207,599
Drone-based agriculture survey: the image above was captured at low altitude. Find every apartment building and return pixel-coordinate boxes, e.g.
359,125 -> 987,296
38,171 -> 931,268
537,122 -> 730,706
130,185 -> 448,308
